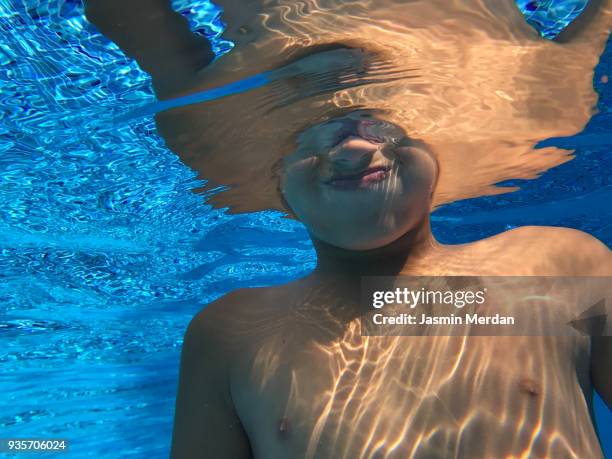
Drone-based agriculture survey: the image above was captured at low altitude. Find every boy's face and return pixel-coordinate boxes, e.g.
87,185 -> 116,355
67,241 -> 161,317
280,112 -> 438,250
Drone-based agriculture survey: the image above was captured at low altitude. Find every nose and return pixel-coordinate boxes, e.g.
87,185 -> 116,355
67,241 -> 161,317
327,136 -> 378,171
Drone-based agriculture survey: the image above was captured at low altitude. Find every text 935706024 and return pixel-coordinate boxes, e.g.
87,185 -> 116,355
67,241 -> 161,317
0,439 -> 69,453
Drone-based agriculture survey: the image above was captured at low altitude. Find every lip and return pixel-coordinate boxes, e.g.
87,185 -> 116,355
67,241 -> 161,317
323,165 -> 391,189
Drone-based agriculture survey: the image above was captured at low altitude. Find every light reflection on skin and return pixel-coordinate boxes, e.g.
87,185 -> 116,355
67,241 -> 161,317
211,274 -> 609,458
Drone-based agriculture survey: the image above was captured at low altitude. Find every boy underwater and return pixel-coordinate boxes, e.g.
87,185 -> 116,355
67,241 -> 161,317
85,0 -> 611,457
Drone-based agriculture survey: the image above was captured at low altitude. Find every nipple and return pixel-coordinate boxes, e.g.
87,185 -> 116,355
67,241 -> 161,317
517,377 -> 540,398
278,417 -> 291,438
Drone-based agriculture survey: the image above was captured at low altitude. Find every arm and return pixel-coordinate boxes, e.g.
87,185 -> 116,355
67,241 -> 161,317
589,244 -> 612,409
170,310 -> 253,459
582,234 -> 612,409
591,337 -> 612,409
84,0 -> 215,97
527,226 -> 612,407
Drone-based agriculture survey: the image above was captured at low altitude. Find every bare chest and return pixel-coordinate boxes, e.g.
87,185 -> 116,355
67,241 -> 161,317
230,330 -> 599,459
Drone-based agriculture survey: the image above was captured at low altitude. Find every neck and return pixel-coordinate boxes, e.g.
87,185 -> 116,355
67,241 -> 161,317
310,219 -> 438,280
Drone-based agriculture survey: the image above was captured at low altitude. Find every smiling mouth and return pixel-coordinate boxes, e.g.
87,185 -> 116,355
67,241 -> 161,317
323,165 -> 391,189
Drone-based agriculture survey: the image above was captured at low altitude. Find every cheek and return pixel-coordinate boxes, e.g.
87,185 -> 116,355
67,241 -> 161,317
396,147 -> 437,190
281,156 -> 320,207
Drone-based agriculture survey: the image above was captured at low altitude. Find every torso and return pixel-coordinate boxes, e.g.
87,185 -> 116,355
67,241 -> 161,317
217,228 -> 606,458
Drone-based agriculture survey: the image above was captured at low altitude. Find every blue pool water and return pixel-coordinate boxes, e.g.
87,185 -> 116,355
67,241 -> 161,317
0,0 -> 609,457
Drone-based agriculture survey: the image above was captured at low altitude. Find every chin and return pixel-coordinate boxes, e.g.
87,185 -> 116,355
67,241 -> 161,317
342,240 -> 391,251
319,226 -> 405,251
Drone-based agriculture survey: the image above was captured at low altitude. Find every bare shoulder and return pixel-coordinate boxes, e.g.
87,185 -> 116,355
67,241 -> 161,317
504,225 -> 609,252
472,225 -> 611,275
171,288 -> 269,458
187,286 -> 275,343
186,281 -> 301,351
